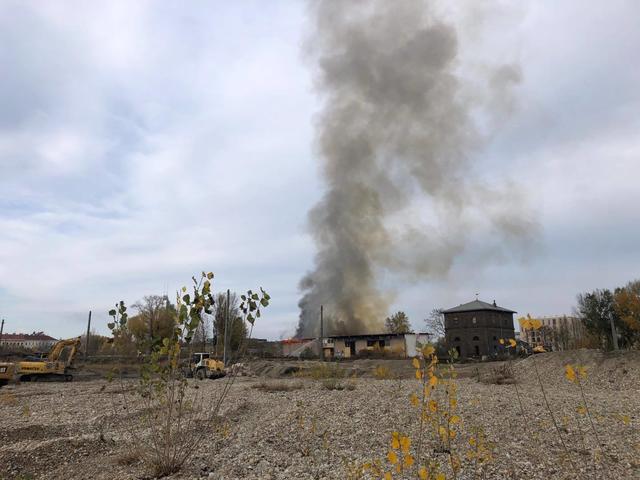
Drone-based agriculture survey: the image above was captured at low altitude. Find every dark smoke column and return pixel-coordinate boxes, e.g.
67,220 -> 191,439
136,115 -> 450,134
297,1 -> 531,337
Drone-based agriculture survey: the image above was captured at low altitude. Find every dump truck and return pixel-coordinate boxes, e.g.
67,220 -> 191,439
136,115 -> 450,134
0,362 -> 15,387
14,337 -> 82,382
189,352 -> 225,380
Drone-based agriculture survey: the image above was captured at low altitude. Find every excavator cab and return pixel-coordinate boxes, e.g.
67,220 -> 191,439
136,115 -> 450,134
0,362 -> 15,387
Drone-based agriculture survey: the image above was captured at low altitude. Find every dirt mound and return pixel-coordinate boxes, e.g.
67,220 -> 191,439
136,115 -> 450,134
513,349 -> 640,390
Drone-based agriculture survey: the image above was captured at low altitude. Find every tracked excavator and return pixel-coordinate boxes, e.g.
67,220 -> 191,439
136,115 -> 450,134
0,337 -> 82,384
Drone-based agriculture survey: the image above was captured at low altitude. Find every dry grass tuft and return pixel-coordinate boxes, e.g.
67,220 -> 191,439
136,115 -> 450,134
484,363 -> 516,385
252,380 -> 304,392
322,378 -> 355,391
114,448 -> 143,466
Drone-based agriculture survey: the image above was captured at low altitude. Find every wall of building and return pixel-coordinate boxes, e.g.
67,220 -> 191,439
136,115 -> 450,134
445,311 -> 515,358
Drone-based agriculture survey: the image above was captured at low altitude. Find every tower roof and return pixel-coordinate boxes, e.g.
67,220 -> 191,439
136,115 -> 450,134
442,299 -> 516,314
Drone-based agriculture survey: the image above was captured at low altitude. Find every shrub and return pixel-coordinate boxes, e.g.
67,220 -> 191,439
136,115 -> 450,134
485,362 -> 516,385
106,271 -> 271,477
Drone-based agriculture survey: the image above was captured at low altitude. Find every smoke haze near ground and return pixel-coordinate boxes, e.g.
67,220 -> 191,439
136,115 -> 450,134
296,1 -> 538,337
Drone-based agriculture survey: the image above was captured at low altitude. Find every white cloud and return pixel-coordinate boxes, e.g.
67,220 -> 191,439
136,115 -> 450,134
1,1 -> 639,340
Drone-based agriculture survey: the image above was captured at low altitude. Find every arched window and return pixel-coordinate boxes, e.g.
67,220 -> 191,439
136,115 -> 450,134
472,336 -> 480,341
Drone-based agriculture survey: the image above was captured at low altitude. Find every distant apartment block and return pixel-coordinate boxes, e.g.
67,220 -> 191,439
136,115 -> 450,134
0,332 -> 58,351
520,315 -> 586,351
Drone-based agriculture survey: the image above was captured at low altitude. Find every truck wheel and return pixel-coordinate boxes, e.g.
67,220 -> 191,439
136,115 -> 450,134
196,369 -> 206,380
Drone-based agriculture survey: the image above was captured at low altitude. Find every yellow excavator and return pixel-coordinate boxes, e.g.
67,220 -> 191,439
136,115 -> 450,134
0,362 -> 15,387
10,337 -> 82,382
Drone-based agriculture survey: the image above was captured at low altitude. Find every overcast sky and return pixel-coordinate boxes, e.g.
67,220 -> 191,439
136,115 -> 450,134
1,1 -> 639,340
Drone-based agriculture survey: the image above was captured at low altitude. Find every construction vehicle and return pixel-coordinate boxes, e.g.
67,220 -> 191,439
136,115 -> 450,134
15,337 -> 82,382
0,362 -> 15,387
189,352 -> 225,380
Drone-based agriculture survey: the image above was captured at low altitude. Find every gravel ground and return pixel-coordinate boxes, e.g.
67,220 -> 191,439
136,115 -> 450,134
1,351 -> 639,480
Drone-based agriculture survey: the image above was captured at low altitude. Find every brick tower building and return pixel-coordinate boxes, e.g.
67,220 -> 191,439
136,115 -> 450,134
443,299 -> 516,358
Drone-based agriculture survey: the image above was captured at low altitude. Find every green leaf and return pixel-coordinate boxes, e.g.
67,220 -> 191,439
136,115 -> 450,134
241,295 -> 246,301
183,294 -> 191,304
107,322 -> 115,330
108,309 -> 116,317
251,293 -> 259,300
260,298 -> 269,307
182,286 -> 187,293
256,310 -> 261,318
247,313 -> 255,325
264,293 -> 271,301
207,272 -> 214,279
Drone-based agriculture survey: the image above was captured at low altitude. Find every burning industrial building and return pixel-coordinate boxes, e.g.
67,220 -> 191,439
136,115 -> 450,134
296,1 -> 537,338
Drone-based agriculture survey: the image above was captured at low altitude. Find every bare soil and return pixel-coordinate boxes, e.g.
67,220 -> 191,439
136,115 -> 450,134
1,350 -> 639,480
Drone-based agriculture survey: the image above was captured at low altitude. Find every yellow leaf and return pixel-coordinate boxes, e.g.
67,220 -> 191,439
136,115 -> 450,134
450,415 -> 461,425
395,463 -> 402,474
578,365 -> 587,378
469,437 -> 476,447
400,436 -> 411,453
422,345 -> 435,357
530,319 -> 542,330
449,398 -> 457,409
412,358 -> 421,369
429,400 -> 438,412
499,338 -> 505,345
438,425 -> 447,439
508,338 -> 517,348
419,467 -> 428,480
449,429 -> 457,439
429,375 -> 438,388
387,451 -> 398,464
436,473 -> 446,480
577,406 -> 587,415
410,393 -> 419,407
384,472 -> 392,480
518,317 -> 531,329
565,365 -> 576,383
391,436 -> 400,450
533,345 -> 546,353
404,454 -> 414,467
621,415 -> 631,425
415,369 -> 423,380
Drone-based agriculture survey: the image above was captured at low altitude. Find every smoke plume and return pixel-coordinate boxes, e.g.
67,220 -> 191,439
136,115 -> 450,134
297,1 -> 536,337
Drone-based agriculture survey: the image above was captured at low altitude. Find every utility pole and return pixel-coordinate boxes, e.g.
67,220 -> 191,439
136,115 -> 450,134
319,305 -> 324,361
223,289 -> 230,366
609,310 -> 619,351
84,311 -> 92,361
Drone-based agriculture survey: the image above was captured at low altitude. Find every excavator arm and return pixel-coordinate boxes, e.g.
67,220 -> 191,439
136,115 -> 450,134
47,337 -> 82,366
